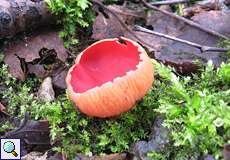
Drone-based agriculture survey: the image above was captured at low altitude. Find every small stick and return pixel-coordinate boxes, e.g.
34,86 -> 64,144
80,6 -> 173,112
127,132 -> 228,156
133,25 -> 229,53
108,6 -> 145,18
140,0 -> 228,40
150,0 -> 188,6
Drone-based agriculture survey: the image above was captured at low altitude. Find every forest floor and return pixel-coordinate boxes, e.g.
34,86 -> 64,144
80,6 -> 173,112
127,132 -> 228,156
0,0 -> 230,159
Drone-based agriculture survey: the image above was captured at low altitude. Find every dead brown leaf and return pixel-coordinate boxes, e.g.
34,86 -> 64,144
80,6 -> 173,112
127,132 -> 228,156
92,11 -> 125,39
4,29 -> 68,80
52,68 -> 68,90
192,11 -> 230,36
134,10 -> 230,51
4,54 -> 26,80
92,4 -> 143,39
4,119 -> 51,155
29,48 -> 67,80
27,64 -> 47,78
130,10 -> 187,51
154,10 -> 230,73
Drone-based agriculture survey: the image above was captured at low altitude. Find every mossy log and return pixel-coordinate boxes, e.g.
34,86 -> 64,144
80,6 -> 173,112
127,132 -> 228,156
0,0 -> 55,39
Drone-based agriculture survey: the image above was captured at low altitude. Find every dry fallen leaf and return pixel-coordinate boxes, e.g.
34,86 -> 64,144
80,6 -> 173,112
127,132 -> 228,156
27,64 -> 47,78
92,12 -> 125,39
135,10 -> 230,52
191,11 -> 230,36
4,119 -> 51,155
92,4 -> 144,39
4,29 -> 68,80
130,10 -> 187,51
4,54 -> 26,80
52,68 -> 68,90
155,10 -> 230,73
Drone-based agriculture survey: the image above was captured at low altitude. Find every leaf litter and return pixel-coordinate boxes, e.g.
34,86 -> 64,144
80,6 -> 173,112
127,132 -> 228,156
4,28 -> 68,81
2,113 -> 51,156
92,3 -> 230,74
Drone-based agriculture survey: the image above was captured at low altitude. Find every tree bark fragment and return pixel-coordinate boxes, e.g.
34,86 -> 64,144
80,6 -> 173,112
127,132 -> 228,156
0,0 -> 55,39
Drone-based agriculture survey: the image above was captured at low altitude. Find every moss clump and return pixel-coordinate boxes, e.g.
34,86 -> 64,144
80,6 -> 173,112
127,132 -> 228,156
45,0 -> 95,47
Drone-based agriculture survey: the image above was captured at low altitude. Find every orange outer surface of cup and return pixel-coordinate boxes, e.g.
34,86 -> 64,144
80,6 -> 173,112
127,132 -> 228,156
66,37 -> 154,118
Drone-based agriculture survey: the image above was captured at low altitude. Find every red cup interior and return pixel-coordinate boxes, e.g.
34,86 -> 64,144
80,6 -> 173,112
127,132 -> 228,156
70,39 -> 142,93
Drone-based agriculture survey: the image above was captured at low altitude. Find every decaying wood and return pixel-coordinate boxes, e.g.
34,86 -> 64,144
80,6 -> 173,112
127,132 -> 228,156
0,0 -> 55,38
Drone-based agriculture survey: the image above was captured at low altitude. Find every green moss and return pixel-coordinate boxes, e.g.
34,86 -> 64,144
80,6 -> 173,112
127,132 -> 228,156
0,64 -> 156,159
45,0 -> 95,47
147,151 -> 167,160
152,61 -> 230,159
1,60 -> 230,159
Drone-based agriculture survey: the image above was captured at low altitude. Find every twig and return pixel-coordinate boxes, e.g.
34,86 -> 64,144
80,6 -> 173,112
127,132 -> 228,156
92,0 -> 155,49
14,112 -> 30,133
3,112 -> 30,138
133,25 -> 229,53
108,6 -> 145,18
1,110 -> 11,117
140,0 -> 228,40
150,0 -> 188,6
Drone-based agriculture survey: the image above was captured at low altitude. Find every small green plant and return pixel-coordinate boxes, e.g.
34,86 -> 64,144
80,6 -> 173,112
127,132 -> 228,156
152,61 -> 230,159
45,0 -> 95,47
147,151 -> 167,160
175,3 -> 185,16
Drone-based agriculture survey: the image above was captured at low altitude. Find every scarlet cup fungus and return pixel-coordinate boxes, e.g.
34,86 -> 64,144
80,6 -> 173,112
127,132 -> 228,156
66,37 -> 154,118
